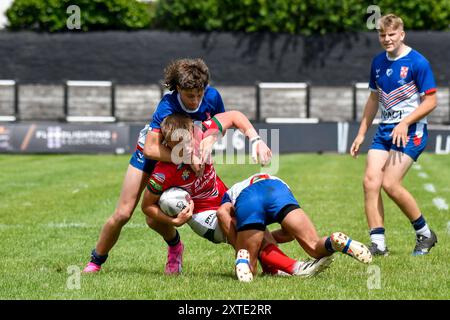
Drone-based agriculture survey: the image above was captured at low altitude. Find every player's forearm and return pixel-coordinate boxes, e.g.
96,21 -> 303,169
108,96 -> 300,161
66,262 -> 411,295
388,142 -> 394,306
144,143 -> 172,162
227,110 -> 259,140
357,94 -> 379,136
143,131 -> 173,162
147,204 -> 180,226
401,93 -> 437,126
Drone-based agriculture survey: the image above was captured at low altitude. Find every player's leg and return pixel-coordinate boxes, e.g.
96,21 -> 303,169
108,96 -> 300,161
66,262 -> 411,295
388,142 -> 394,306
256,180 -> 334,276
279,208 -> 329,258
215,204 -> 300,276
382,149 -> 437,255
145,215 -> 184,274
235,229 -> 264,281
364,149 -> 390,255
269,208 -> 335,276
258,229 -> 300,276
382,150 -> 418,219
143,189 -> 184,275
84,164 -> 149,273
280,208 -> 372,264
216,206 -> 238,247
270,227 -> 295,243
97,165 -> 149,254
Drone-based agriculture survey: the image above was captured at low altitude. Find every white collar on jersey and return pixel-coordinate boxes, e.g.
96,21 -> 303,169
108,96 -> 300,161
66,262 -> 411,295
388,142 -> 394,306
386,46 -> 412,61
176,86 -> 208,114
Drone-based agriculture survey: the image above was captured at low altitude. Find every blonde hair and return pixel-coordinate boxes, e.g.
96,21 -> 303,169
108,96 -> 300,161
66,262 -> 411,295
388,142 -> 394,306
160,113 -> 193,144
377,14 -> 404,31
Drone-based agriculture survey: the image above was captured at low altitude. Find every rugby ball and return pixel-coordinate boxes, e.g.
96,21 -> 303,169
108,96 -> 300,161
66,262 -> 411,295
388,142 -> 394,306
158,187 -> 191,217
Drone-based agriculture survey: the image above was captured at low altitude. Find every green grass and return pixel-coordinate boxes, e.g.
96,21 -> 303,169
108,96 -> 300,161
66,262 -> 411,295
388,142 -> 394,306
0,153 -> 449,299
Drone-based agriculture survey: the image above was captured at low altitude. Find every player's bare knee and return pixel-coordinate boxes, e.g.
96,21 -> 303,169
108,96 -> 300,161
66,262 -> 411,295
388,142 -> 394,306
112,210 -> 132,226
382,180 -> 400,197
145,215 -> 157,228
363,175 -> 382,192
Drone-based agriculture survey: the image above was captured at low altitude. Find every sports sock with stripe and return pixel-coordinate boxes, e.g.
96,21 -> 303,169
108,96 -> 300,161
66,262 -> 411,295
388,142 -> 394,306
90,249 -> 108,266
259,243 -> 297,274
411,215 -> 431,238
370,227 -> 386,251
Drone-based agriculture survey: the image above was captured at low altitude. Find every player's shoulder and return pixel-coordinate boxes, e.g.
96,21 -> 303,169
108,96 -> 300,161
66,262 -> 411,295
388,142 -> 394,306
152,92 -> 179,122
371,51 -> 387,65
157,91 -> 178,109
203,86 -> 221,100
407,49 -> 431,66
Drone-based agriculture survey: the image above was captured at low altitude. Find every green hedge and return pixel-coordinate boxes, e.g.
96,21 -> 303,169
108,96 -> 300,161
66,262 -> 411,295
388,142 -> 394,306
6,0 -> 151,32
6,0 -> 450,33
153,0 -> 450,34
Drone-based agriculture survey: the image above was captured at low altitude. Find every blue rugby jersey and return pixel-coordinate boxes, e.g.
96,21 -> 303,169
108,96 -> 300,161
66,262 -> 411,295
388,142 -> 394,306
135,86 -> 225,151
368,47 -> 436,124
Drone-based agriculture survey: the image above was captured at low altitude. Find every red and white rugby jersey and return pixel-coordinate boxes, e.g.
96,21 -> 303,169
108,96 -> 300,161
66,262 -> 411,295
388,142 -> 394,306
147,116 -> 227,214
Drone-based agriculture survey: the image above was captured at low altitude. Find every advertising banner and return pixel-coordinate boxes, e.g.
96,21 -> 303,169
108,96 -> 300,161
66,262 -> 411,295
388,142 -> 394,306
0,123 -> 130,154
1,122 -> 449,155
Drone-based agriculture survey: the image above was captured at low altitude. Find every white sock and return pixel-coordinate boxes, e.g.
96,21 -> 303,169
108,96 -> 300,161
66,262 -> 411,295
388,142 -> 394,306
415,224 -> 431,238
370,233 -> 386,251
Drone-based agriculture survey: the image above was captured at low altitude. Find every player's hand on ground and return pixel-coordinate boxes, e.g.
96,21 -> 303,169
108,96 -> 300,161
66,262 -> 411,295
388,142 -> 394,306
174,200 -> 194,227
350,134 -> 365,158
253,140 -> 272,166
390,121 -> 410,148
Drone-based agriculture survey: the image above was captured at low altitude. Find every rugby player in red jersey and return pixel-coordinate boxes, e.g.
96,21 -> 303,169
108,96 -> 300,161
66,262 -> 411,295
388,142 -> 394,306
141,111 -> 331,277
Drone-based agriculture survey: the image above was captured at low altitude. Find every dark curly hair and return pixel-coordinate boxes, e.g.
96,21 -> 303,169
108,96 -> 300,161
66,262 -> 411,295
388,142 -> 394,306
163,58 -> 210,91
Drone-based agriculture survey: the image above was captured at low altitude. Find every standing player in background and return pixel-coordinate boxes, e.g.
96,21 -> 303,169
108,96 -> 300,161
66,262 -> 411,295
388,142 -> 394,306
83,58 -> 227,273
350,14 -> 438,256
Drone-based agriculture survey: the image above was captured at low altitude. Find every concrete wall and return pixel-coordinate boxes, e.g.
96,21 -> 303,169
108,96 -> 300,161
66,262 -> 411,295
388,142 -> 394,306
1,84 -> 448,123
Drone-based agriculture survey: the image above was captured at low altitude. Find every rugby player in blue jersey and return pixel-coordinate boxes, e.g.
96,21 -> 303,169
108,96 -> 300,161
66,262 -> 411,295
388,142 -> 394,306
83,58 -> 227,273
218,173 -> 372,282
350,14 -> 438,256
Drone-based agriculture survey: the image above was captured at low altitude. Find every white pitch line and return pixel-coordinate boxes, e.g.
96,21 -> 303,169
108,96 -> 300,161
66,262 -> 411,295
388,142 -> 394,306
433,198 -> 449,211
0,222 -> 148,229
412,164 -> 422,170
418,172 -> 429,179
0,224 -> 24,229
45,222 -> 88,228
423,183 -> 436,193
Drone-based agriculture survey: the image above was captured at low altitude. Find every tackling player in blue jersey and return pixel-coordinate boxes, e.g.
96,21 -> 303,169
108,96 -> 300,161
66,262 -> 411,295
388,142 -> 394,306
218,173 -> 372,282
350,14 -> 438,256
83,58 -> 226,273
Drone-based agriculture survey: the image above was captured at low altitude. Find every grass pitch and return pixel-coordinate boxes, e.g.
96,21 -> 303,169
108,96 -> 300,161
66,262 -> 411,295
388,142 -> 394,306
0,153 -> 449,300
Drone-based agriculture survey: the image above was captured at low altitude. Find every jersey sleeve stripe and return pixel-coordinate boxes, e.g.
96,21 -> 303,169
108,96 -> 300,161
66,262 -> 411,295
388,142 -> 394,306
147,179 -> 164,195
211,117 -> 223,134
